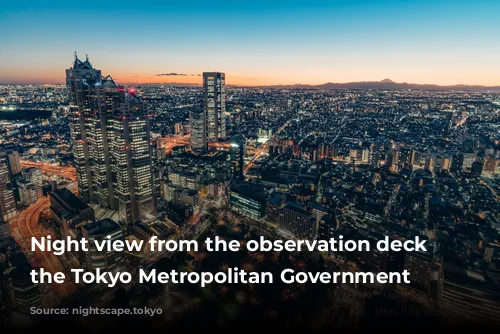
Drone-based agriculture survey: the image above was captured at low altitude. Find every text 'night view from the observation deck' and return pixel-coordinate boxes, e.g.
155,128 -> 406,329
1,0 -> 500,331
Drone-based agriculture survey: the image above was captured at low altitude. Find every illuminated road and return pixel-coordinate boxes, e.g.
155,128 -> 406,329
244,120 -> 292,174
157,135 -> 190,154
10,197 -> 77,301
158,134 -> 232,154
20,160 -> 77,181
157,120 -> 290,174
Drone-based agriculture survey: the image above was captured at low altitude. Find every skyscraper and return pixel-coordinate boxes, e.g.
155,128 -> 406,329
23,168 -> 43,199
87,75 -> 120,209
66,54 -> 157,223
112,95 -> 157,223
203,72 -> 226,141
66,54 -> 102,203
0,158 -> 17,221
5,151 -> 21,177
229,134 -> 247,180
190,110 -> 207,153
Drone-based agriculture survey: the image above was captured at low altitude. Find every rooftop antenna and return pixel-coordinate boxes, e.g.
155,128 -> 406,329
74,51 -> 77,60
86,53 -> 89,61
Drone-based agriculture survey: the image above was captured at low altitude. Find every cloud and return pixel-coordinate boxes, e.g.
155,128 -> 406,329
156,72 -> 187,76
156,73 -> 201,77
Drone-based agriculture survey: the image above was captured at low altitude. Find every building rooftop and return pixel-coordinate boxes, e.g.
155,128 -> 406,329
231,134 -> 247,144
231,183 -> 266,201
83,218 -> 121,236
284,202 -> 310,215
51,188 -> 89,210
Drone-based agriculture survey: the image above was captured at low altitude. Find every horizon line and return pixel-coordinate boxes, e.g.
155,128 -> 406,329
2,79 -> 500,88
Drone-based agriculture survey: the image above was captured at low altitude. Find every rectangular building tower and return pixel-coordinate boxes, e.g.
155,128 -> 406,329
203,72 -> 226,141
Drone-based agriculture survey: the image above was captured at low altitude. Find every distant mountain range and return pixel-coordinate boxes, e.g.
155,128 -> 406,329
264,79 -> 500,91
135,79 -> 500,91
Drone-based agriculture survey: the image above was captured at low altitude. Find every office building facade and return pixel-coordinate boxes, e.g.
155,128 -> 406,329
229,134 -> 247,180
190,110 -> 207,153
6,151 -> 21,177
230,184 -> 267,220
50,188 -> 95,238
203,72 -> 226,141
278,202 -> 316,240
66,54 -> 157,223
0,158 -> 17,221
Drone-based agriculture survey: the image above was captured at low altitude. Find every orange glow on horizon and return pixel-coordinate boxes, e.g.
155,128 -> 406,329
3,69 -> 500,87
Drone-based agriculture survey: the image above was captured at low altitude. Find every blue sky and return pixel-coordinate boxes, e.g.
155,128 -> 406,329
1,0 -> 500,85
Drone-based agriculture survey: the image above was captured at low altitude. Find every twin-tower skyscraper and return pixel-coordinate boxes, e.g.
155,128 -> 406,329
65,54 -> 157,224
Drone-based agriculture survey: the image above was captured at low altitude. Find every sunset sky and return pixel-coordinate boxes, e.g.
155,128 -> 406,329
1,0 -> 500,86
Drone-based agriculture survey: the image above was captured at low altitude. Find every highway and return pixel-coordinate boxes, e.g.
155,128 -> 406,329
157,135 -> 190,154
10,196 -> 77,301
158,134 -> 231,155
20,160 -> 77,181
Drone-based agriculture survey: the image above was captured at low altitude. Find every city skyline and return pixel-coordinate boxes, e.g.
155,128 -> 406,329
1,56 -> 500,329
1,0 -> 500,330
2,0 -> 500,86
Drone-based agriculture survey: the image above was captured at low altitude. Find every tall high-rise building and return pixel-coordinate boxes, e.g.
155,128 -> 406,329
112,95 -> 157,223
18,181 -> 38,206
66,54 -> 157,223
23,168 -> 43,199
5,151 -> 21,177
203,72 -> 226,141
66,54 -> 102,203
87,75 -> 121,209
190,110 -> 207,153
229,134 -> 247,180
0,158 -> 17,221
